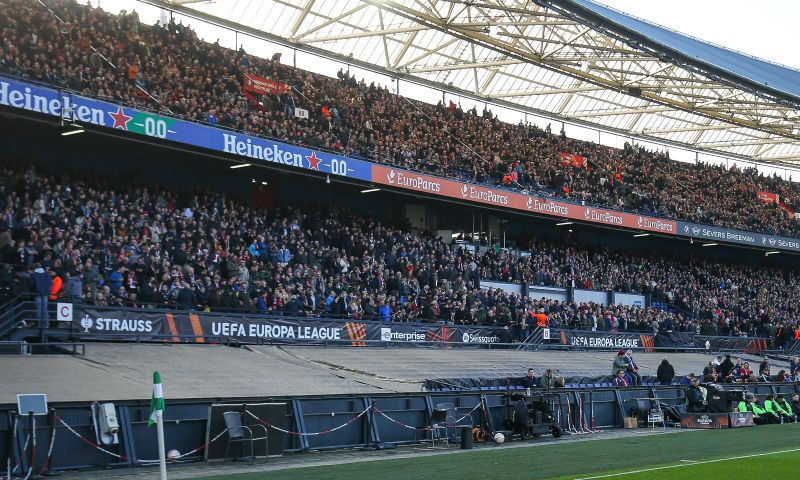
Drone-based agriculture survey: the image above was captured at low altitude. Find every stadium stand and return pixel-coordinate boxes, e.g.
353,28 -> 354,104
1,0 -> 800,239
1,157 -> 800,343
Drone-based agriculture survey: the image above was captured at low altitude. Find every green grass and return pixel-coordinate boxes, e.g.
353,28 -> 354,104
200,424 -> 800,480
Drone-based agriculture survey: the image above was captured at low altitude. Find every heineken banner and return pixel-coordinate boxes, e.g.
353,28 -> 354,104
62,304 -> 509,346
555,329 -> 655,352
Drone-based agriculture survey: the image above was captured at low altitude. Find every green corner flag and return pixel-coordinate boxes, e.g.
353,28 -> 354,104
148,371 -> 165,427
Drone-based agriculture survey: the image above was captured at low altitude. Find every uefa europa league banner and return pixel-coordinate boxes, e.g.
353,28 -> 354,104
554,329 -> 655,352
64,304 -> 510,346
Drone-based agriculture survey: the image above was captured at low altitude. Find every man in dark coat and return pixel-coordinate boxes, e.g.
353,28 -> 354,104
656,358 -> 675,385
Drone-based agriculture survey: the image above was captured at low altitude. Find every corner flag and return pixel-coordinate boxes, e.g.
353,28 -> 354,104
148,371 -> 165,426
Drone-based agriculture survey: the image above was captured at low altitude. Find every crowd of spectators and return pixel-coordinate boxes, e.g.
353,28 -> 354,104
2,0 -> 800,238
2,158 -> 800,345
695,355 -> 800,384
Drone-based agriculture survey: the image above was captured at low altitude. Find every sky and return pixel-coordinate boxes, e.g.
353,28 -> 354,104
597,0 -> 800,70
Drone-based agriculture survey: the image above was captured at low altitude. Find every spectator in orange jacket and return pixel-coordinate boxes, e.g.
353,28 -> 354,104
48,271 -> 62,301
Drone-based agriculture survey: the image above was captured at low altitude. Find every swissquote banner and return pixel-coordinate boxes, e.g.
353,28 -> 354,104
555,329 -> 655,352
243,73 -> 287,95
61,304 -> 509,346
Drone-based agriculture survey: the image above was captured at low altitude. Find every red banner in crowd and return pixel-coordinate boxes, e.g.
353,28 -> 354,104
370,165 -> 677,235
243,73 -> 287,95
558,152 -> 585,168
757,191 -> 778,204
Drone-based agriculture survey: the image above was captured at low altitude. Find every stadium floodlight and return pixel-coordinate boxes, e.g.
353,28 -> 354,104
556,222 -> 573,226
229,163 -> 251,169
633,233 -> 649,237
360,188 -> 380,193
702,243 -> 718,247
61,128 -> 84,136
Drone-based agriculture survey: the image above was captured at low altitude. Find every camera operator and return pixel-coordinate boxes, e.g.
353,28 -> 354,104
539,369 -> 555,389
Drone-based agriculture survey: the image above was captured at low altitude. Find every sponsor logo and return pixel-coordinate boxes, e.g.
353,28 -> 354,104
583,208 -> 623,225
684,225 -> 690,233
637,217 -> 643,227
389,172 -> 442,192
692,227 -> 701,235
570,335 -> 640,349
380,327 -> 392,341
0,80 -> 107,125
222,134 -> 304,168
697,415 -> 712,426
462,332 -> 501,343
769,238 -> 776,246
762,237 -> 767,244
380,328 -> 426,342
526,197 -> 569,215
80,315 -> 92,333
79,315 -> 154,333
211,322 -> 341,340
462,186 -> 509,205
639,217 -> 675,232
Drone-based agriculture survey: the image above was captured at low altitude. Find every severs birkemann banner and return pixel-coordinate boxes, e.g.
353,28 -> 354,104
66,305 -> 510,346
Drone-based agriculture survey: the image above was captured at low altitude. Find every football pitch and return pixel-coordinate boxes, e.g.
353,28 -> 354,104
198,424 -> 800,480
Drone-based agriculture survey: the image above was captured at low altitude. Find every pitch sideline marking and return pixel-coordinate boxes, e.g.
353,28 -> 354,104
571,447 -> 800,480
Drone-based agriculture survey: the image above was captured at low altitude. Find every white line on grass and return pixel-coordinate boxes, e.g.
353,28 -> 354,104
572,447 -> 800,480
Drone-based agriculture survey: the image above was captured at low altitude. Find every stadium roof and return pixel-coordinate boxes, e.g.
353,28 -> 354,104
153,0 -> 800,165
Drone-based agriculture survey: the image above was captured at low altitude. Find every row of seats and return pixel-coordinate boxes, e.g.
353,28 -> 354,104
428,382 -> 665,392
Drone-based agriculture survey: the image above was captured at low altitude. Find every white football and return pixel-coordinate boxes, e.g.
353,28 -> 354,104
493,432 -> 505,444
167,449 -> 180,461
